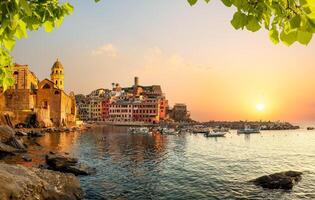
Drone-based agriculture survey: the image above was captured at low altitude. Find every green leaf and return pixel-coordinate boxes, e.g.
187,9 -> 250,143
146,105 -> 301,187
64,3 -> 74,13
246,16 -> 261,32
290,15 -> 301,29
280,30 -> 297,46
3,39 -> 15,51
20,0 -> 32,16
269,29 -> 279,44
297,31 -> 313,45
231,12 -> 248,30
15,21 -> 28,39
188,0 -> 198,6
221,0 -> 232,7
43,21 -> 54,32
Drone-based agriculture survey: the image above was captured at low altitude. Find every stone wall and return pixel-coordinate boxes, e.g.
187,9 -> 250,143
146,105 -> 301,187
37,86 -> 61,126
3,89 -> 36,111
35,107 -> 53,127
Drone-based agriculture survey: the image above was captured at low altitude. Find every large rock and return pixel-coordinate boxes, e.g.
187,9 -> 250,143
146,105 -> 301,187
65,163 -> 97,176
0,126 -> 15,143
251,171 -> 302,190
27,130 -> 44,137
46,154 -> 78,169
46,154 -> 95,176
0,163 -> 84,200
0,126 -> 26,155
6,137 -> 26,151
0,142 -> 18,155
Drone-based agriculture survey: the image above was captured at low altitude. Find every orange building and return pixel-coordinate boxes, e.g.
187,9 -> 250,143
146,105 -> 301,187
0,60 -> 76,127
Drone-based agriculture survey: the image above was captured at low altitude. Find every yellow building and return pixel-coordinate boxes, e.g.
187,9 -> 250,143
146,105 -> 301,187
0,59 -> 76,127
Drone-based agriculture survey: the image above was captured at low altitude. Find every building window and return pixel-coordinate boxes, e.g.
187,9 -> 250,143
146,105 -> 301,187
43,84 -> 51,89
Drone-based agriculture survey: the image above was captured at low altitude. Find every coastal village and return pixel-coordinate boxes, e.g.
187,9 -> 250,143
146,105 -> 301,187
0,60 -> 190,128
0,60 -> 309,200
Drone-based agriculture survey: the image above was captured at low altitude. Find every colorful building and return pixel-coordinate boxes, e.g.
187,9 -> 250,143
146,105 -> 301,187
0,60 -> 77,127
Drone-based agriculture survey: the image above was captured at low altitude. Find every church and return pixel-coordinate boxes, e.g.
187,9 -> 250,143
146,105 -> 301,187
0,59 -> 76,127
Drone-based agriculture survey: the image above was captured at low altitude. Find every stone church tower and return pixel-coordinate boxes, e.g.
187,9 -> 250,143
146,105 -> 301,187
50,59 -> 64,90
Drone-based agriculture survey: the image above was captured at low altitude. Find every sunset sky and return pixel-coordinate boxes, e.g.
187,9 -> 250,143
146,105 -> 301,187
12,0 -> 315,123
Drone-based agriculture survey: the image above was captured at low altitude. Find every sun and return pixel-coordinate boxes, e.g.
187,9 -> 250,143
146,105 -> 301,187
256,103 -> 265,111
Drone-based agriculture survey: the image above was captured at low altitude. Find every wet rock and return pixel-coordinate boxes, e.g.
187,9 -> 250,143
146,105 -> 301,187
251,171 -> 302,190
15,130 -> 28,136
0,163 -> 84,200
46,154 -> 78,169
0,126 -> 15,143
46,153 -> 95,176
0,142 -> 18,155
22,154 -> 32,162
27,130 -> 44,137
6,137 -> 26,151
65,163 -> 96,176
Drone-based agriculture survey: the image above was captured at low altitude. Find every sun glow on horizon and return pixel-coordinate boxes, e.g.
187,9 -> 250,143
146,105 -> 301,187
256,103 -> 265,112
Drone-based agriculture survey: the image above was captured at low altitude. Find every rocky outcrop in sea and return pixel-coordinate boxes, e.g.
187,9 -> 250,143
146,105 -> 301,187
251,171 -> 302,190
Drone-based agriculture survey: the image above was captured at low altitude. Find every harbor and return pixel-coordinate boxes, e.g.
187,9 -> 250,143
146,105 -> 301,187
2,125 -> 315,200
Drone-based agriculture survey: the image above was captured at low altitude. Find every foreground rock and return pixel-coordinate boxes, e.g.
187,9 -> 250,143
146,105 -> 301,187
0,126 -> 26,156
0,163 -> 84,200
0,126 -> 15,143
46,153 -> 96,176
251,171 -> 302,190
27,130 -> 44,137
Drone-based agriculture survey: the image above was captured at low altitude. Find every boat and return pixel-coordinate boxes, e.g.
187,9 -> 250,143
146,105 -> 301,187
192,127 -> 210,134
128,127 -> 150,134
161,128 -> 180,135
307,127 -> 315,130
213,127 -> 230,133
237,125 -> 260,134
204,131 -> 226,137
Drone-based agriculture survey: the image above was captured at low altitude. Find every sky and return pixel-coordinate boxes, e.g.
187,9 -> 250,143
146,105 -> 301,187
12,0 -> 315,123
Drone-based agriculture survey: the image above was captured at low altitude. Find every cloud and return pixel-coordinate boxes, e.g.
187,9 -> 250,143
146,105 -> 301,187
91,44 -> 118,57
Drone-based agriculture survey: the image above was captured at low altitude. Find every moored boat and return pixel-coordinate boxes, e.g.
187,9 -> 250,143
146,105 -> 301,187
237,125 -> 260,134
204,131 -> 227,137
128,127 -> 150,134
161,128 -> 180,135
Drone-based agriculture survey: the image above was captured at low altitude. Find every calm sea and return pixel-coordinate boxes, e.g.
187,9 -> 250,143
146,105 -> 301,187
6,126 -> 315,199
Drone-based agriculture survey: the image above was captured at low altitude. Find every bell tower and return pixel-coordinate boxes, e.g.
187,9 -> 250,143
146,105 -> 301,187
50,58 -> 64,90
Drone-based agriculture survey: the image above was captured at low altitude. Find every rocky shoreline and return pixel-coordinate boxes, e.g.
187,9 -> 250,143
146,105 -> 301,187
0,125 -> 93,200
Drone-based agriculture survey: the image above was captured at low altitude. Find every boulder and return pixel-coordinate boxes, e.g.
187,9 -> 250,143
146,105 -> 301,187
0,163 -> 84,200
15,130 -> 28,136
22,154 -> 32,162
251,171 -> 302,190
46,154 -> 78,169
46,153 -> 95,176
6,137 -> 26,151
64,163 -> 96,176
0,126 -> 15,143
27,130 -> 44,137
0,142 -> 18,155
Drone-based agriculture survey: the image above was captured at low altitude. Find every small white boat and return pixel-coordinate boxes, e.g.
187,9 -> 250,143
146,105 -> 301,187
237,125 -> 260,134
192,127 -> 209,134
128,127 -> 150,134
161,128 -> 180,135
204,131 -> 226,137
